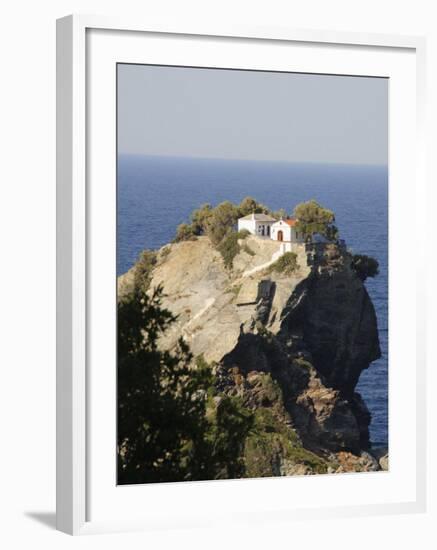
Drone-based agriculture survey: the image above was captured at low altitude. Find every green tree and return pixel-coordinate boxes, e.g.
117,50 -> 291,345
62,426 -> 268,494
268,251 -> 298,275
293,200 -> 338,240
173,223 -> 197,243
207,396 -> 254,479
118,285 -> 254,483
133,250 -> 157,292
217,229 -> 249,269
350,254 -> 379,281
204,201 -> 240,245
238,196 -> 259,216
271,208 -> 288,220
190,203 -> 213,235
238,196 -> 269,217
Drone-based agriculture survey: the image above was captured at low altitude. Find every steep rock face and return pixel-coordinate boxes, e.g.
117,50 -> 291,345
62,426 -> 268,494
287,270 -> 381,395
118,236 -> 382,468
267,246 -> 380,452
219,243 -> 380,453
279,244 -> 380,394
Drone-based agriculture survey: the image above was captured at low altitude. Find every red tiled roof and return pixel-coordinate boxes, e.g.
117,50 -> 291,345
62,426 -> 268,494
284,218 -> 297,227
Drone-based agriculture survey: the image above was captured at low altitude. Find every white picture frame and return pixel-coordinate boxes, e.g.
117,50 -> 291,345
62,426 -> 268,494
56,14 -> 427,535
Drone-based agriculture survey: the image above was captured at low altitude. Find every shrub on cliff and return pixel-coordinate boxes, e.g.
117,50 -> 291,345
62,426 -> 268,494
268,251 -> 298,275
133,249 -> 157,292
205,394 -> 255,479
174,199 -> 269,245
351,254 -> 379,281
217,229 -> 249,268
294,199 -> 338,240
238,196 -> 270,217
244,404 -> 327,477
173,223 -> 197,243
117,286 -> 254,483
271,207 -> 288,220
242,243 -> 255,256
173,205 -> 213,242
204,201 -> 240,245
190,203 -> 213,234
238,228 -> 250,239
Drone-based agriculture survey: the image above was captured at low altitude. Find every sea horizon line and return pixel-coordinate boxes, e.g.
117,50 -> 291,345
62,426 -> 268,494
117,152 -> 388,170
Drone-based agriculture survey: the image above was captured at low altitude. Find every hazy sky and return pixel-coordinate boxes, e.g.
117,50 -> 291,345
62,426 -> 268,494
117,64 -> 388,165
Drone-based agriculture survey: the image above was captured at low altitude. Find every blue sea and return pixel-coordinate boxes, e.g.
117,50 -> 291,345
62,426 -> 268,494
117,155 -> 388,448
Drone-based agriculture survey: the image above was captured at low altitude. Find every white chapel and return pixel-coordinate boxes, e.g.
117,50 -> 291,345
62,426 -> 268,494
238,213 -> 305,243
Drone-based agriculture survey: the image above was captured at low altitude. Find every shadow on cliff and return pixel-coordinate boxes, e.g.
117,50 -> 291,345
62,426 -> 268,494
280,269 -> 381,397
221,266 -> 381,455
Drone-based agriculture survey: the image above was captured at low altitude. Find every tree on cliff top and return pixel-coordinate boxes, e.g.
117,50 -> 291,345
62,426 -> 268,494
204,201 -> 240,245
173,222 -> 197,243
118,285 -> 253,483
190,203 -> 213,234
174,197 -> 271,245
294,200 -> 338,240
238,196 -> 270,217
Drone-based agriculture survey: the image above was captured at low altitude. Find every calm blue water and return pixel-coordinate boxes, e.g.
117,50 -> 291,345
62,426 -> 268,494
117,155 -> 388,448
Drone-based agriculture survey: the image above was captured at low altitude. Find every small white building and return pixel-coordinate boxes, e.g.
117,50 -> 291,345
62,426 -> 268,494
237,213 -> 277,237
270,218 -> 305,243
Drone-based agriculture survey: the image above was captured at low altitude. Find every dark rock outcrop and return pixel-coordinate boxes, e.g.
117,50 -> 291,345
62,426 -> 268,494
221,243 -> 381,454
280,245 -> 380,395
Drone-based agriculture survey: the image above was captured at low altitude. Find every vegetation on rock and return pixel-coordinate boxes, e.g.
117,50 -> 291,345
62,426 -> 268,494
294,199 -> 338,240
221,369 -> 329,477
217,229 -> 250,269
268,251 -> 299,275
205,393 -> 255,479
238,196 -> 270,216
117,287 -> 254,483
204,201 -> 240,245
242,243 -> 255,256
132,249 -> 157,292
172,196 -> 306,270
174,196 -> 268,245
159,246 -> 171,260
174,197 -> 341,259
350,254 -> 379,281
173,223 -> 198,242
244,407 -> 328,477
271,207 -> 288,220
190,203 -> 214,234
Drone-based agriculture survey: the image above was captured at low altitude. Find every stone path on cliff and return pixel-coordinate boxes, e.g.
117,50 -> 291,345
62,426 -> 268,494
182,247 -> 285,339
242,246 -> 284,277
185,297 -> 216,327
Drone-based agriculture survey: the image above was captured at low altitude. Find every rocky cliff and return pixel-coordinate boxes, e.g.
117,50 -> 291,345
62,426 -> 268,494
118,235 -> 386,475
